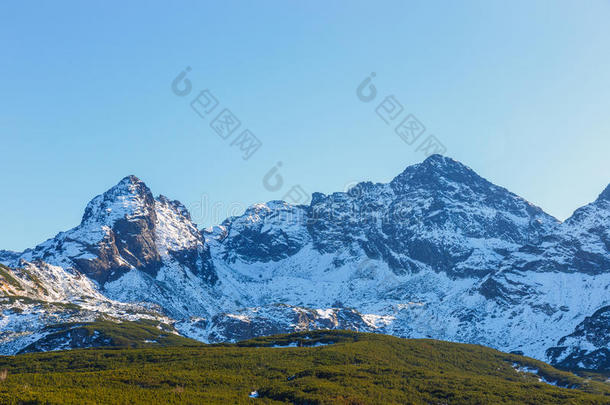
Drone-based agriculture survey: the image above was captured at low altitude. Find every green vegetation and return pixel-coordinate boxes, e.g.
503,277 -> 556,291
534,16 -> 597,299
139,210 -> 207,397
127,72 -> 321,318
18,320 -> 202,353
24,273 -> 48,296
0,264 -> 22,290
62,319 -> 201,348
0,296 -> 42,306
0,296 -> 82,312
0,330 -> 609,404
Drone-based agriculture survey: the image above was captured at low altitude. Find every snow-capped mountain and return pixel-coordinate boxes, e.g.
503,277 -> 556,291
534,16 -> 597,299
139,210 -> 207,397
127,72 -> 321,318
1,155 -> 609,371
16,175 -> 216,285
0,260 -> 168,354
7,176 -> 220,319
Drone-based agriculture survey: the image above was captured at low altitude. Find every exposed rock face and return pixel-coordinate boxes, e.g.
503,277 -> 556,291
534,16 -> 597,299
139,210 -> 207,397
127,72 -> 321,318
2,176 -> 217,318
310,155 -> 557,278
154,195 -> 217,284
547,306 -> 610,370
0,250 -> 19,263
1,155 -> 610,372
13,176 -> 160,284
504,187 -> 610,276
0,260 -> 101,301
78,175 -> 162,282
175,304 -> 384,343
10,176 -> 216,287
214,202 -> 311,264
0,260 -> 168,355
215,155 -> 558,278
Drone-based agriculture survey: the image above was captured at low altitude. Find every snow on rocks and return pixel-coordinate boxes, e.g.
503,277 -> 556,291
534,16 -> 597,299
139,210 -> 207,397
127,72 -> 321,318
1,156 -> 610,372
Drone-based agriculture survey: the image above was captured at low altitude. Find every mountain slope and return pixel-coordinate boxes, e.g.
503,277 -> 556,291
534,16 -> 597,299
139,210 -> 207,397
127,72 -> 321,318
1,155 -> 609,372
0,260 -> 170,354
17,319 -> 201,354
4,176 -> 219,319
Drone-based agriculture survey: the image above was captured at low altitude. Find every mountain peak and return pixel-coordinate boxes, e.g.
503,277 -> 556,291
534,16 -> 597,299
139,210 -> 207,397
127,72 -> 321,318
422,153 -> 455,165
80,175 -> 155,226
119,174 -> 143,185
390,154 -> 479,192
108,174 -> 150,198
419,154 -> 474,173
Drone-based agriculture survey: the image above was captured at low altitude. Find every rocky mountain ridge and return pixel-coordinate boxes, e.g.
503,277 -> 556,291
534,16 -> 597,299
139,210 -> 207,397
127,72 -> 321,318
1,155 -> 609,371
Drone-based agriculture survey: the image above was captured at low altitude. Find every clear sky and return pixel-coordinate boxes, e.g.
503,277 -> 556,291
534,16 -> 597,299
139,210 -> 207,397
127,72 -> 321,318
1,0 -> 609,251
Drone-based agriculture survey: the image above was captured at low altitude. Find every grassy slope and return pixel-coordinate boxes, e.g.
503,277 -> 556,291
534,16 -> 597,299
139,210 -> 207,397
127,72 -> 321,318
18,320 -> 201,353
0,330 -> 609,405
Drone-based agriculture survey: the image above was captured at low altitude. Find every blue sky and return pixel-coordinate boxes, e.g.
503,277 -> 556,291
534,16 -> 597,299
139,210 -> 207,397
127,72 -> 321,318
1,0 -> 609,251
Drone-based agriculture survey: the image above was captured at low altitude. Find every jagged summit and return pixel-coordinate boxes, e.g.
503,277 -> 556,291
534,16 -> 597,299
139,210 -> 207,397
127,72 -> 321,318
393,153 -> 467,177
387,155 -> 556,226
80,175 -> 155,226
4,173 -> 217,289
122,174 -> 143,183
104,174 -> 148,194
106,174 -> 149,198
390,154 -> 490,194
2,155 -> 610,372
422,153 -> 462,167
